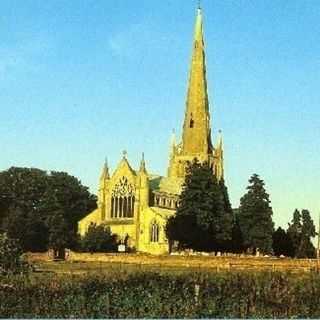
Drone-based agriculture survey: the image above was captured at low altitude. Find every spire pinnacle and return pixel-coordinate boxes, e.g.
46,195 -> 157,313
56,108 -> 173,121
100,157 -> 110,180
218,130 -> 223,148
181,5 -> 212,156
140,152 -> 147,173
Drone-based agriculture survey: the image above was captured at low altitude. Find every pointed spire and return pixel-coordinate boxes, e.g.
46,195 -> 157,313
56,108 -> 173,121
100,157 -> 110,180
139,152 -> 147,173
182,6 -> 212,156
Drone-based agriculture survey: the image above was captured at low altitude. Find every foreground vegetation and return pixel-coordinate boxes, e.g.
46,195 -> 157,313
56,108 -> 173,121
2,271 -> 320,318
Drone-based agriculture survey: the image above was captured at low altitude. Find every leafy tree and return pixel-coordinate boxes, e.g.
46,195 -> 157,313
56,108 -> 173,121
0,167 -> 97,252
166,160 -> 233,252
0,167 -> 48,225
41,171 -> 97,231
4,205 -> 48,252
272,227 -> 294,257
48,214 -> 73,259
0,233 -> 30,275
238,174 -> 274,254
81,223 -> 117,253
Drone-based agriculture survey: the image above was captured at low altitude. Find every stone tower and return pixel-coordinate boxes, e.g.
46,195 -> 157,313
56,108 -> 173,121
168,7 -> 224,180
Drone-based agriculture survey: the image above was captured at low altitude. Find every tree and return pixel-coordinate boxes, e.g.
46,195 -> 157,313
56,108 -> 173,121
166,160 -> 233,252
4,205 -> 48,252
230,209 -> 244,253
297,209 -> 316,258
272,227 -> 294,257
0,167 -> 97,252
0,167 -> 48,226
287,209 -> 316,258
48,214 -> 73,259
81,223 -> 117,253
238,174 -> 274,254
287,209 -> 302,257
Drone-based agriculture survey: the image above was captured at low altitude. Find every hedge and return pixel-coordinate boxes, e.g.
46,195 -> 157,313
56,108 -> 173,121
1,271 -> 320,318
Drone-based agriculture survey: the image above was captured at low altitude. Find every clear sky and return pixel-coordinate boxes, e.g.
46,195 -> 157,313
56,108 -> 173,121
1,0 -> 319,229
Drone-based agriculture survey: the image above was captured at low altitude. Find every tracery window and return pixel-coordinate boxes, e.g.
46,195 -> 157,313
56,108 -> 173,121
150,222 -> 159,243
111,176 -> 135,218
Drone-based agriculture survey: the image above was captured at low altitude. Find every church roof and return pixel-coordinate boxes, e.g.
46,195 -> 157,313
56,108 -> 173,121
148,174 -> 184,196
149,206 -> 175,219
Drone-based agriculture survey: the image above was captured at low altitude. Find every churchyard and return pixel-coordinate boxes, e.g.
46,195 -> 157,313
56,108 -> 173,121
27,252 -> 320,275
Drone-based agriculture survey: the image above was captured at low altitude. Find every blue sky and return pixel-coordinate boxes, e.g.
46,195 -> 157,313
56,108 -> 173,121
1,0 -> 319,229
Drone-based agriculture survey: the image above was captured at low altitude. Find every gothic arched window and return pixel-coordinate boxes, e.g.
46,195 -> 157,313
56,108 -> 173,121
150,222 -> 159,243
111,177 -> 135,218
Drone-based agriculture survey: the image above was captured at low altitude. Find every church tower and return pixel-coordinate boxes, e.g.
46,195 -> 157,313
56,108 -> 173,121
79,6 -> 225,254
168,6 -> 223,180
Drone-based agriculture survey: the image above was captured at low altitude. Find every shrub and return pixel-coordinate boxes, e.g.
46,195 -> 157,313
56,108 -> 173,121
80,223 -> 117,253
0,233 -> 30,276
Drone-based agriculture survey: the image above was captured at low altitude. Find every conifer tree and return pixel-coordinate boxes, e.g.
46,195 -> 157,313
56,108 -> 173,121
231,209 -> 244,253
238,174 -> 274,254
287,209 -> 316,258
272,227 -> 294,257
166,159 -> 233,251
287,209 -> 302,256
297,209 -> 316,258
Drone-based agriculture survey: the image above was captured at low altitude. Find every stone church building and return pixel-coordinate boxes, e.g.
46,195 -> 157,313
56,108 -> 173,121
78,7 -> 224,254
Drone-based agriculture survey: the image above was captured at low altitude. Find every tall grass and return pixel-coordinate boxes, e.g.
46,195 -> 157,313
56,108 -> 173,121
1,271 -> 320,318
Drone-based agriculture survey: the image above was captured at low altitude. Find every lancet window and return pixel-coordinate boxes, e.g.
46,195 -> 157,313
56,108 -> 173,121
111,176 -> 135,218
150,222 -> 160,243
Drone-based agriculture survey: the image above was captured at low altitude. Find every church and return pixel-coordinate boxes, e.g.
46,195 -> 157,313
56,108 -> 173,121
78,7 -> 224,254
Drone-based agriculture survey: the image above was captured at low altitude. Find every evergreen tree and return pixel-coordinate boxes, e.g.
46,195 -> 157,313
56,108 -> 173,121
272,227 -> 294,257
231,209 -> 244,253
287,209 -> 303,257
238,174 -> 274,254
297,209 -> 316,258
287,209 -> 316,258
166,160 -> 233,252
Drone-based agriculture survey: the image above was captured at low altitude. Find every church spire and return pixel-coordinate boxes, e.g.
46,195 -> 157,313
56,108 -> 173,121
182,6 -> 212,156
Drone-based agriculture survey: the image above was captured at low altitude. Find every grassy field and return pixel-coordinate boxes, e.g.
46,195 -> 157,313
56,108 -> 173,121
28,252 -> 320,275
